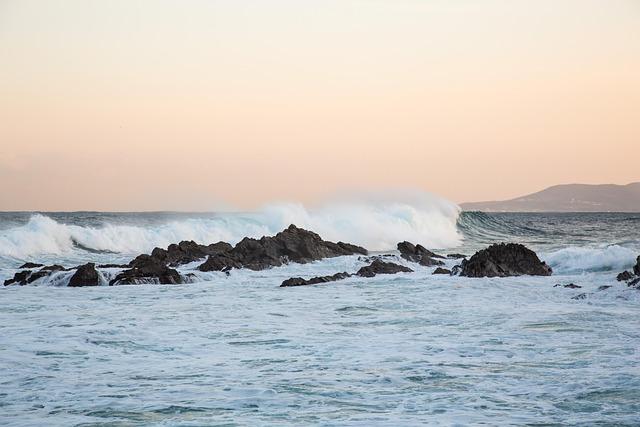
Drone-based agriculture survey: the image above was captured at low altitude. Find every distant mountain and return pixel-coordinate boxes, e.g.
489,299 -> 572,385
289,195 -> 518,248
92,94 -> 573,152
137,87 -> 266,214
461,183 -> 640,212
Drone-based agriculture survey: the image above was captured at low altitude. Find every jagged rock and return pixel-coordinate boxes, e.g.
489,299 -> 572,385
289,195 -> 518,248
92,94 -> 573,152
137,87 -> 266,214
18,262 -> 43,269
459,243 -> 552,278
634,256 -> 640,276
4,265 -> 67,286
198,253 -> 243,272
554,283 -> 581,288
447,253 -> 466,259
617,271 -> 634,282
397,241 -> 445,266
356,260 -> 413,278
4,270 -> 31,286
97,263 -> 129,269
628,278 -> 640,288
131,240 -> 232,269
280,272 -> 351,287
68,263 -> 100,287
450,265 -> 462,276
198,224 -> 367,272
432,267 -> 451,275
110,255 -> 182,286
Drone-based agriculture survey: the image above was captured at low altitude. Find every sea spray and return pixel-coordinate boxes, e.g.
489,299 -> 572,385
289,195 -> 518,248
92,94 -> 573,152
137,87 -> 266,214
0,191 -> 462,261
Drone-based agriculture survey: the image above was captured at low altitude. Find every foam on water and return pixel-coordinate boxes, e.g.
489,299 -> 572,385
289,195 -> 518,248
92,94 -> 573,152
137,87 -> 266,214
1,258 -> 639,425
543,245 -> 639,274
0,192 -> 461,264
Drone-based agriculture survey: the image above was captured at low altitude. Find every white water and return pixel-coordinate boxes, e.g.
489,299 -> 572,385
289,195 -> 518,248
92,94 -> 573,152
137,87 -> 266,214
0,192 -> 461,262
1,255 -> 639,425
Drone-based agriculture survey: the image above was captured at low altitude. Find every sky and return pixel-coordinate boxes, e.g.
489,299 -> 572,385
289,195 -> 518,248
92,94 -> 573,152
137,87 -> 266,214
1,0 -> 639,211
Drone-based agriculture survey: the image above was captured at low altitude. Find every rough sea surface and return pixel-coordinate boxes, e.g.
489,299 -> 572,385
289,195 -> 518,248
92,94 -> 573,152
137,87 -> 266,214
1,210 -> 639,426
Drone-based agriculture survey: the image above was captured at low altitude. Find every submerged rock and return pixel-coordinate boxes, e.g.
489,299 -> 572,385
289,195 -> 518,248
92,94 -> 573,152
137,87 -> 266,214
447,253 -> 466,259
18,262 -> 43,269
356,260 -> 413,278
68,263 -> 100,287
432,267 -> 451,275
459,243 -> 552,278
281,272 -> 351,287
397,241 -> 445,266
635,256 -> 640,276
110,256 -> 183,286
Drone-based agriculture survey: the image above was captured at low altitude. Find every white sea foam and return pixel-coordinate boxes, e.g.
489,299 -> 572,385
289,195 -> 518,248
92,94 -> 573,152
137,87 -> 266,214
542,245 -> 638,274
0,191 -> 462,260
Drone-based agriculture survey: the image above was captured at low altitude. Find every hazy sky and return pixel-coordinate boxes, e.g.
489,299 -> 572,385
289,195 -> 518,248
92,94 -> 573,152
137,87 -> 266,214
1,0 -> 639,211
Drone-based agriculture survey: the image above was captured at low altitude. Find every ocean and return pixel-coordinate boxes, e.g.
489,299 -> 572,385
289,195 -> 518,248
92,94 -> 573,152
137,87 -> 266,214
1,203 -> 639,425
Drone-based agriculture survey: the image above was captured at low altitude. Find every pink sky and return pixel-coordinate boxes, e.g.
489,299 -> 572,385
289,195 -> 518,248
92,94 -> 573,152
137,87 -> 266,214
1,0 -> 639,211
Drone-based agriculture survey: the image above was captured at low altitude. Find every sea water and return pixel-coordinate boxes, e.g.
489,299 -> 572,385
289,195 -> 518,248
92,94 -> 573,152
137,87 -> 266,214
1,203 -> 639,425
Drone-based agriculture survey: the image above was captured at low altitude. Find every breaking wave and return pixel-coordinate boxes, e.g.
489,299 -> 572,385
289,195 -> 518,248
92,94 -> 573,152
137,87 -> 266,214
0,191 -> 462,260
542,245 -> 638,274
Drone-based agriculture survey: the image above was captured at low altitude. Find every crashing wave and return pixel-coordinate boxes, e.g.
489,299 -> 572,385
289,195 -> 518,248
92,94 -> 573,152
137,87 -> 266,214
0,191 -> 462,260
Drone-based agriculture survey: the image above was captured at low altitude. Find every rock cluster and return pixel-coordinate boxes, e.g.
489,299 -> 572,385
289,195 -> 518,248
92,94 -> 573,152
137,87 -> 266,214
616,256 -> 640,289
201,225 -> 367,272
457,243 -> 552,278
280,260 -> 413,287
397,241 -> 445,266
4,265 -> 67,286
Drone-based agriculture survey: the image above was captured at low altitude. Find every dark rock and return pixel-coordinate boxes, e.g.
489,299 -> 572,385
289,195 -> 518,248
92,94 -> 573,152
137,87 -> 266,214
628,277 -> 640,288
281,272 -> 351,287
397,241 -> 445,266
4,264 -> 67,286
459,243 -> 552,278
450,265 -> 463,276
199,224 -> 367,272
4,270 -> 31,286
131,240 -> 232,269
597,285 -> 611,291
564,283 -> 581,289
634,256 -> 640,276
40,265 -> 67,272
617,271 -> 634,282
432,267 -> 451,275
198,253 -> 243,272
110,255 -> 183,286
572,293 -> 588,300
97,263 -> 129,269
68,263 -> 100,287
447,253 -> 466,259
356,260 -> 413,278
18,262 -> 43,269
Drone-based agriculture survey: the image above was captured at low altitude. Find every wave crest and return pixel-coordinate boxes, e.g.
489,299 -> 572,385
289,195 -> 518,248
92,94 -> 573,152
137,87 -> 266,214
0,192 -> 462,259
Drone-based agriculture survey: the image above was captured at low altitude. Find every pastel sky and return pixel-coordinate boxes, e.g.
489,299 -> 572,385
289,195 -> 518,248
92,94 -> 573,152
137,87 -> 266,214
1,0 -> 639,211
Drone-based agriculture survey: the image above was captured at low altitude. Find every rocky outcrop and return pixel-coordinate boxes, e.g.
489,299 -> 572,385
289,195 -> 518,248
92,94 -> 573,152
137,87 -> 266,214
458,243 -> 552,278
130,240 -> 232,269
199,224 -> 367,272
3,265 -> 67,286
617,271 -> 634,282
18,262 -> 44,269
280,259 -> 413,287
109,255 -> 182,286
281,272 -> 351,287
68,263 -> 101,287
615,256 -> 640,289
397,241 -> 444,267
356,260 -> 413,278
432,267 -> 451,275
